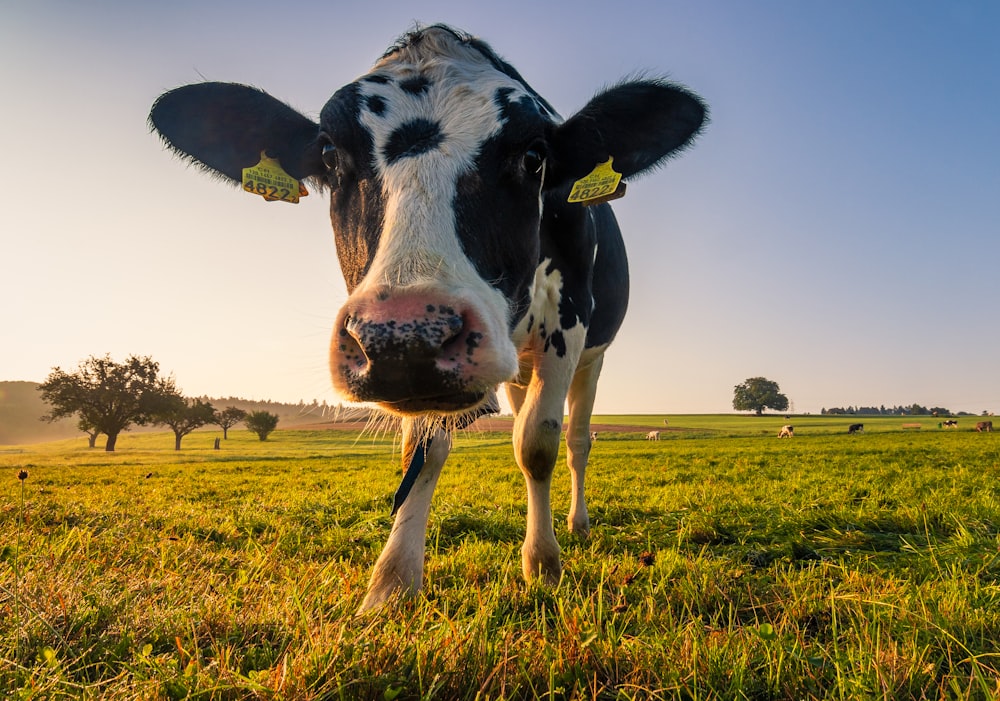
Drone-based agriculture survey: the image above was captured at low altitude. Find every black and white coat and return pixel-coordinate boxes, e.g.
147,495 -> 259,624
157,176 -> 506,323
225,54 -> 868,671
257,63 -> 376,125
151,25 -> 706,611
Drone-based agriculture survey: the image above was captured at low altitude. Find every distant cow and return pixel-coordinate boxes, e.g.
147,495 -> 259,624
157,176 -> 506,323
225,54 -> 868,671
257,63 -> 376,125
942,420 -> 958,429
778,425 -> 794,438
848,423 -> 864,434
976,421 -> 993,432
590,431 -> 598,441
149,24 -> 705,612
646,430 -> 661,441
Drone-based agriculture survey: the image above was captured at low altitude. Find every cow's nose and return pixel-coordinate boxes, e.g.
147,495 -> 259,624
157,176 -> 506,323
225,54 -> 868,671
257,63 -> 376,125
345,305 -> 464,361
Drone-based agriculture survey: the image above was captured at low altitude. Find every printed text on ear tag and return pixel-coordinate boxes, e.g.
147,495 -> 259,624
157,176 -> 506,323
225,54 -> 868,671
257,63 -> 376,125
242,151 -> 308,204
567,157 -> 626,205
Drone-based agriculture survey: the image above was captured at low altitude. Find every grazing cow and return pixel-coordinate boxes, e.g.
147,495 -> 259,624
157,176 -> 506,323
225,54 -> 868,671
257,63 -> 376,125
590,431 -> 598,441
778,425 -> 794,438
646,430 -> 661,441
942,419 -> 958,429
848,423 -> 864,434
976,421 -> 993,432
149,24 -> 705,611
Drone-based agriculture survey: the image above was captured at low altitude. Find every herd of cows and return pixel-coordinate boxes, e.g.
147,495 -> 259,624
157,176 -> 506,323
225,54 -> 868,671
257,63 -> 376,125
591,420 -> 995,442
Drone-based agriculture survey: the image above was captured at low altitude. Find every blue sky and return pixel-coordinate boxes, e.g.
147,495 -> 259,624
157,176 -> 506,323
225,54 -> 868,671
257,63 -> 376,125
2,1 -> 998,414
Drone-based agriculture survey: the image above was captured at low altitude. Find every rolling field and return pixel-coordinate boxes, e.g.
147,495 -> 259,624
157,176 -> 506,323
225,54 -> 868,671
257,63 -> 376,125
1,418 -> 999,699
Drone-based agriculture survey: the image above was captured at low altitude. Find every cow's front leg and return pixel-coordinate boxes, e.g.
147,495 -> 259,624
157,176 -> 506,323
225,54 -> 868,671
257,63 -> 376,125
359,419 -> 452,613
510,330 -> 586,585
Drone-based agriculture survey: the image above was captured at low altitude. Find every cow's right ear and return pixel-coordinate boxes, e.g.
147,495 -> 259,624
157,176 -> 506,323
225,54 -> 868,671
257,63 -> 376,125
149,82 -> 324,183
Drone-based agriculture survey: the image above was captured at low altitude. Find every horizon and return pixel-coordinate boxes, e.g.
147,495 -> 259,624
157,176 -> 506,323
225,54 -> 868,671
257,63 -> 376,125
3,1 -> 998,416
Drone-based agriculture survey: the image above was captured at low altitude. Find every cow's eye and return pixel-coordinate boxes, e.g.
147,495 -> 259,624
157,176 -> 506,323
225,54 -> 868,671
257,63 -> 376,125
322,142 -> 339,172
522,144 -> 546,177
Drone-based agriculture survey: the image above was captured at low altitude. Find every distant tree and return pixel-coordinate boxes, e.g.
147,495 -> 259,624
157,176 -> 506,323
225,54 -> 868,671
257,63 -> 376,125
733,377 -> 789,416
79,418 -> 101,449
245,410 -> 279,441
38,354 -> 176,451
154,395 -> 216,450
213,406 -> 247,439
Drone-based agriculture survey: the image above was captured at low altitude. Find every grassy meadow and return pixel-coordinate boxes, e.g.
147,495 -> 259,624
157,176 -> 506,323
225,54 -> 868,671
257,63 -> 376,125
1,416 -> 999,699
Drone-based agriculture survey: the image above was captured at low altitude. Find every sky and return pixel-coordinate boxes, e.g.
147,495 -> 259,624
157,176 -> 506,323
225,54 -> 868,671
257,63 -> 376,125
2,0 -> 998,415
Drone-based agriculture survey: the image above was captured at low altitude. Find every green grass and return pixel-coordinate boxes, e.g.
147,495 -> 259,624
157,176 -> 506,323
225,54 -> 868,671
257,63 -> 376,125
1,422 -> 999,699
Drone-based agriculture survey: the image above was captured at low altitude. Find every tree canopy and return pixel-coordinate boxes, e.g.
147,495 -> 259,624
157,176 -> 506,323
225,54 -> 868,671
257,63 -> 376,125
154,395 -> 216,450
733,377 -> 789,416
38,354 -> 176,451
245,411 -> 279,441
213,406 -> 247,439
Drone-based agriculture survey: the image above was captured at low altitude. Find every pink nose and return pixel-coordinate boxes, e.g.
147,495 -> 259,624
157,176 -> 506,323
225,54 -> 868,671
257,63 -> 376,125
330,291 -> 491,414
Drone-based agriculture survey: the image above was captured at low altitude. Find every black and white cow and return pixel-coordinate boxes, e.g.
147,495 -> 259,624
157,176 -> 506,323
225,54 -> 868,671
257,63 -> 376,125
942,419 -> 958,429
848,423 -> 864,434
150,25 -> 706,611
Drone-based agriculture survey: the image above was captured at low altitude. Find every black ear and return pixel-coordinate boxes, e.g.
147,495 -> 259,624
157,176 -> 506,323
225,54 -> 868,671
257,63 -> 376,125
149,82 -> 324,182
546,79 -> 707,188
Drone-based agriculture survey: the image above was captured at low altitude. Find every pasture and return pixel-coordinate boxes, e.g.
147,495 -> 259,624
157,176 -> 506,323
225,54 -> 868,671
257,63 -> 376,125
2,418 -> 998,699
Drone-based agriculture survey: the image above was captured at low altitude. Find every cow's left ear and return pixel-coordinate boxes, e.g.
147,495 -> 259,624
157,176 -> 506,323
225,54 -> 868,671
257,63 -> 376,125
545,79 -> 707,189
149,82 -> 324,183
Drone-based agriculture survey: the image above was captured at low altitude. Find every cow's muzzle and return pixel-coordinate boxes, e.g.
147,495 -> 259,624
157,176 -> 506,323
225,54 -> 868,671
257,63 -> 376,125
330,290 -> 508,415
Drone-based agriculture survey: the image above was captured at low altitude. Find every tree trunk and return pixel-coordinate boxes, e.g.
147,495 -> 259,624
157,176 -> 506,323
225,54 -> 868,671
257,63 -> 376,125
87,431 -> 98,448
222,427 -> 229,439
105,432 -> 118,451
175,432 -> 183,450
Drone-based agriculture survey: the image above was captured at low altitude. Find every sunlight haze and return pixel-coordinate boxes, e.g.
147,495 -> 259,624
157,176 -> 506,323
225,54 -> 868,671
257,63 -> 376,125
2,0 -> 997,415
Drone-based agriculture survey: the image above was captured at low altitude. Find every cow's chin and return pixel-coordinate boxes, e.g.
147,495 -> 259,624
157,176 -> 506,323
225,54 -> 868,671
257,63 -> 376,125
376,388 -> 492,418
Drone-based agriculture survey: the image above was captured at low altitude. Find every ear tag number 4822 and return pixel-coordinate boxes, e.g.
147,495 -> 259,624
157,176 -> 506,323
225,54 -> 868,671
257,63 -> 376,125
242,151 -> 308,204
568,157 -> 626,206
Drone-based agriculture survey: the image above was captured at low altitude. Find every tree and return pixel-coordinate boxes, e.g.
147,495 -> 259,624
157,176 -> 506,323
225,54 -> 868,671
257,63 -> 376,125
38,354 -> 176,451
213,406 -> 247,439
245,410 -> 279,441
154,395 -> 216,450
733,377 -> 789,416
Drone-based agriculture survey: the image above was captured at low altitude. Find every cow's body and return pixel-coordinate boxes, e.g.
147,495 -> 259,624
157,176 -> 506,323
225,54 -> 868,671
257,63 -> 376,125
150,25 -> 705,611
976,421 -> 993,432
646,430 -> 661,441
778,425 -> 794,438
942,419 -> 958,429
848,423 -> 864,434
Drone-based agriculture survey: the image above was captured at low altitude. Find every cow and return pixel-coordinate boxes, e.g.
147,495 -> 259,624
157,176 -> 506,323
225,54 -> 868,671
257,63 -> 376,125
646,430 -> 661,441
149,24 -> 705,612
976,421 -> 993,432
848,423 -> 864,434
778,425 -> 794,438
942,419 -> 958,429
589,431 -> 598,441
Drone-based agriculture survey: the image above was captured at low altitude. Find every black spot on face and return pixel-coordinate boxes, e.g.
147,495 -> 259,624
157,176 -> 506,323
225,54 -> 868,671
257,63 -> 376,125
384,118 -> 444,164
363,74 -> 391,84
400,75 -> 432,95
366,94 -> 387,115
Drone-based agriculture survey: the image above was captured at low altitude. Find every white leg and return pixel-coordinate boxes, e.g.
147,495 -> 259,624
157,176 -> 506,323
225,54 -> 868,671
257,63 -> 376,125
511,327 -> 586,584
564,348 -> 605,537
358,420 -> 452,612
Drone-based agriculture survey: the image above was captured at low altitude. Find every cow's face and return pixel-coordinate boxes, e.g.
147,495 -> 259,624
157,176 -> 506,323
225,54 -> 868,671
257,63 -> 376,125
148,25 -> 706,418
318,37 -> 555,413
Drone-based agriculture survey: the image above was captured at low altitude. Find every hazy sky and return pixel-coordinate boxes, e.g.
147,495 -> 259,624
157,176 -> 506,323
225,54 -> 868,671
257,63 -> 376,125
3,1 -> 998,415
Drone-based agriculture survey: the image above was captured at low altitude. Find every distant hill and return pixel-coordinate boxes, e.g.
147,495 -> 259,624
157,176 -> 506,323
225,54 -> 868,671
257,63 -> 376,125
0,381 -> 80,444
0,381 -> 372,445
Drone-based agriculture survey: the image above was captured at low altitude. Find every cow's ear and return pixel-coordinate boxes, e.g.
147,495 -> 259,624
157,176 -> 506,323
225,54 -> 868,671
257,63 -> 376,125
149,82 -> 324,183
545,79 -> 707,189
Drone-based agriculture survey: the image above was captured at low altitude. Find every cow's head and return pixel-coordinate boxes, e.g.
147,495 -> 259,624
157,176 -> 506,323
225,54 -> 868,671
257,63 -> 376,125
150,25 -> 705,417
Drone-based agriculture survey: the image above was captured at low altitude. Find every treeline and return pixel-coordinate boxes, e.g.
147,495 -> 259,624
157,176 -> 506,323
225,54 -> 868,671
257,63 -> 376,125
821,404 -> 976,417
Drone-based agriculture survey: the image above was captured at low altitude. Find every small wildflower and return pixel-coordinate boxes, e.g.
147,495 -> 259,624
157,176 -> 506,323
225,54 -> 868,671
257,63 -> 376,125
17,470 -> 28,481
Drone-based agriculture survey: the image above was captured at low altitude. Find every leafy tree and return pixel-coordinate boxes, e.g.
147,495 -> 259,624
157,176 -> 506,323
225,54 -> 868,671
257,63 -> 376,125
732,377 -> 789,416
213,406 -> 247,439
38,354 -> 176,451
155,395 -> 216,450
245,411 -> 279,441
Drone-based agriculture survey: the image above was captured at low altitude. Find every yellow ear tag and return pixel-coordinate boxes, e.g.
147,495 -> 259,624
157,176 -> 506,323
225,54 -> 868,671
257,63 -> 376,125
567,157 -> 626,205
241,151 -> 308,204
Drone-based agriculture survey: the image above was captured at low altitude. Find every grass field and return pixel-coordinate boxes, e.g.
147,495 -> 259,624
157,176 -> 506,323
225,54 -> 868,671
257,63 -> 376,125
1,417 -> 998,699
